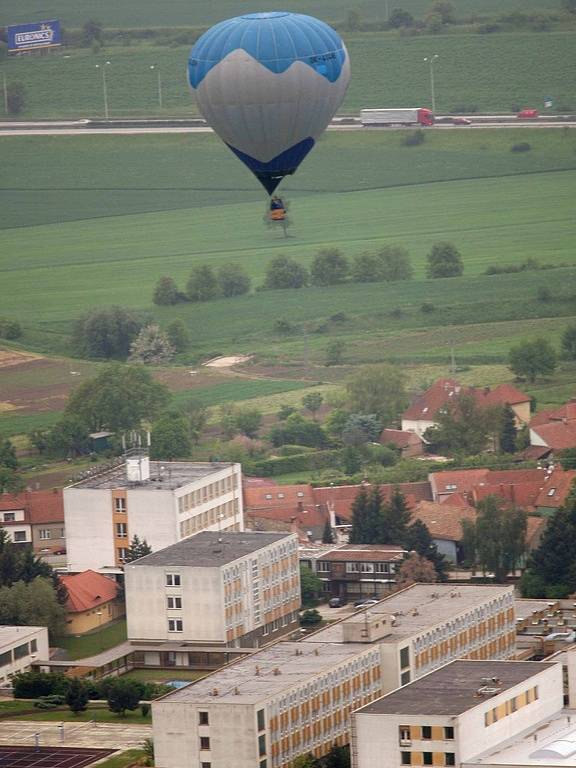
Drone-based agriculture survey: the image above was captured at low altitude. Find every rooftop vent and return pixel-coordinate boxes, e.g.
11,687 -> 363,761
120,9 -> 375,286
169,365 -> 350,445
273,668 -> 281,676
255,666 -> 260,676
212,688 -> 219,697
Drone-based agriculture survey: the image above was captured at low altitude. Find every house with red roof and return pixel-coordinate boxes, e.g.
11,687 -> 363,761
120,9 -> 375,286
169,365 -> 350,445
59,570 -> 123,635
401,378 -> 531,438
0,489 -> 64,556
530,398 -> 576,454
379,428 -> 424,457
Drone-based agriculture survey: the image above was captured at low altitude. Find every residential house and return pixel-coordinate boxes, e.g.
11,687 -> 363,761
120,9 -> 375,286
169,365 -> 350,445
313,544 -> 407,600
530,398 -> 576,454
60,569 -> 124,635
0,489 -> 64,551
380,429 -> 425,458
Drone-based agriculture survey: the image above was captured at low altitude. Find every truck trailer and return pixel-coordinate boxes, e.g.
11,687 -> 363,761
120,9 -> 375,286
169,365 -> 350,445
360,107 -> 435,127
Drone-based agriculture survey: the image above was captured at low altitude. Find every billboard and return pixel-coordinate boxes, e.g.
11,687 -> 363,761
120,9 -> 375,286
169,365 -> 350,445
7,20 -> 61,52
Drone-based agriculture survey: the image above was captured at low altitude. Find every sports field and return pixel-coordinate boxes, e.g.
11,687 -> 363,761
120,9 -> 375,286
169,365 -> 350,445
2,0 -> 563,29
1,32 -> 574,118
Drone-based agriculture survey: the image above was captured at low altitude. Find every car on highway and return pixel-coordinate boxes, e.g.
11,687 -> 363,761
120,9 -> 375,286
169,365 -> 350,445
452,117 -> 472,125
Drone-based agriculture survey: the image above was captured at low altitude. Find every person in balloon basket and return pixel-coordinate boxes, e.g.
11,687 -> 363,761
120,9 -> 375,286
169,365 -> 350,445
270,195 -> 286,221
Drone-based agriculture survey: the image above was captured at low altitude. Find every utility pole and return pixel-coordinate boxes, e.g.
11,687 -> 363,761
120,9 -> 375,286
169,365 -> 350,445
424,54 -> 439,113
95,61 -> 111,119
150,65 -> 163,109
2,73 -> 8,115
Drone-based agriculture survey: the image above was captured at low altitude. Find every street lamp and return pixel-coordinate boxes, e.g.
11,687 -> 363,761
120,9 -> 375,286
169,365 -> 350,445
96,609 -> 103,651
95,61 -> 111,119
150,65 -> 163,110
423,54 -> 439,114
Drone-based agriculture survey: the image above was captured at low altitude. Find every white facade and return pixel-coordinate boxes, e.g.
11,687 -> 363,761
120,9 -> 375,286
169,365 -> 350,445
401,418 -> 436,438
353,662 -> 563,768
64,461 -> 243,572
0,626 -> 49,688
125,532 -> 300,646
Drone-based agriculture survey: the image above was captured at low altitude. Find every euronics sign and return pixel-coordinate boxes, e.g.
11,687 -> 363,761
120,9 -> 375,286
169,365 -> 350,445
7,20 -> 62,52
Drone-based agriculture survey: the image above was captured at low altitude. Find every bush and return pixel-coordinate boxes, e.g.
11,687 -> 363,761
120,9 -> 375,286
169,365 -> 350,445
426,242 -> 463,278
153,276 -> 180,306
250,449 -> 339,477
140,702 -> 151,717
0,318 -> 22,339
402,129 -> 425,146
6,82 -> 26,115
537,286 -> 551,302
13,672 -> 70,699
217,263 -> 251,297
273,319 -> 298,335
263,256 -> 308,290
511,142 -> 532,152
300,609 -> 322,626
420,302 -> 436,313
310,248 -> 349,286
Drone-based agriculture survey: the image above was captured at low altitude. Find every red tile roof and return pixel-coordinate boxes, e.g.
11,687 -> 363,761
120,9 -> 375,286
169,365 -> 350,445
0,489 -> 63,523
535,468 -> 576,509
482,383 -> 531,407
429,469 -> 490,499
414,501 -> 476,541
531,421 -> 576,451
312,482 -> 433,522
380,429 -> 423,449
60,570 -> 118,613
530,398 -> 576,427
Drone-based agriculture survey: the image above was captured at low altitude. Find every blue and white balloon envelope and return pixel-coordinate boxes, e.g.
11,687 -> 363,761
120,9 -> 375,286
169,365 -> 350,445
188,11 -> 351,194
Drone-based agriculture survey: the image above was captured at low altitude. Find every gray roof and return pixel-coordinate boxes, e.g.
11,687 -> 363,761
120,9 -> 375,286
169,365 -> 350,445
356,660 -> 555,716
129,531 -> 294,568
69,460 -> 235,491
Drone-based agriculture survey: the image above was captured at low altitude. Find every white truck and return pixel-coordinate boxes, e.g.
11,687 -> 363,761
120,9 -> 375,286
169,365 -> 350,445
360,107 -> 435,127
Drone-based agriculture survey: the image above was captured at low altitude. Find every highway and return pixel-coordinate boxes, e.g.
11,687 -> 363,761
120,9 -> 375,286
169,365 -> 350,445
1,115 -> 575,136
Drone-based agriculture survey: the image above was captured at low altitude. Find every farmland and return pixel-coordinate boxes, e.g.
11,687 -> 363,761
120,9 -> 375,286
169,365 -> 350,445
1,31 -> 574,119
2,0 -> 563,31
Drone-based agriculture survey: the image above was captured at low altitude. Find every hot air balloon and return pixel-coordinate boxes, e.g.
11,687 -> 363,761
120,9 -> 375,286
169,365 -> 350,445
187,11 -> 350,195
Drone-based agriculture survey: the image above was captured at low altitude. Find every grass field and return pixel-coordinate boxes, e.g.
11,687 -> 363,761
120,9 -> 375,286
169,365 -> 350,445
1,32 -> 575,118
56,620 -> 127,660
2,0 -> 563,30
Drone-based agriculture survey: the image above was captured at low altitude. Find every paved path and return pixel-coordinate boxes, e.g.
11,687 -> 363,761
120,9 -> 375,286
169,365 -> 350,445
0,721 -> 151,750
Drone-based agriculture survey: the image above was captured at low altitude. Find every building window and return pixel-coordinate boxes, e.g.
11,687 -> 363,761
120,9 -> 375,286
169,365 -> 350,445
258,734 -> 266,757
200,737 -> 210,751
167,596 -> 182,609
168,619 -> 183,632
0,651 -> 11,667
117,547 -> 128,562
401,753 -> 411,765
422,726 -> 432,740
13,532 -> 26,543
30,639 -> 37,653
375,563 -> 389,573
345,563 -> 360,573
201,764 -> 211,768
257,709 -> 265,732
260,762 -> 267,768
400,647 -> 410,669
14,643 -> 28,660
3,513 -> 15,522
360,563 -> 374,573
445,754 -> 455,766
444,727 -> 454,740
39,530 -> 51,540
400,671 -> 411,686
116,523 -> 127,538
199,711 -> 209,726
423,753 -> 433,766
114,498 -> 126,513
399,726 -> 411,743
317,562 -> 330,573
166,574 -> 181,587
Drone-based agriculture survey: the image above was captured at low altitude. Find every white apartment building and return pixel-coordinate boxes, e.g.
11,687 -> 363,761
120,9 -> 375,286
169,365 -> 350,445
152,584 -> 516,768
64,456 -> 243,572
0,626 -> 49,688
125,531 -> 300,648
352,659 -> 563,768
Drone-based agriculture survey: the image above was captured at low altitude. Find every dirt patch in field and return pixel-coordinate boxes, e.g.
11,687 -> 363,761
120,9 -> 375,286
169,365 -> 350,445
0,349 -> 40,368
204,355 -> 253,368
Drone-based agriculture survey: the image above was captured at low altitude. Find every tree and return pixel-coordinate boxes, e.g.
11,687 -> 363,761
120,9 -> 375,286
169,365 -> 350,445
340,445 -> 363,475
263,256 -> 309,290
72,306 -> 144,360
342,414 -> 382,446
82,19 -> 103,45
300,565 -> 322,606
406,519 -> 448,580
325,341 -> 345,366
6,82 -> 26,115
166,320 -> 190,353
429,0 -> 455,23
310,249 -> 349,286
388,8 -> 415,26
561,323 -> 576,359
302,392 -> 323,421
322,520 -> 334,544
509,338 -> 557,383
179,399 -> 208,442
128,324 -> 175,365
186,265 -> 219,302
558,448 -> 576,470
65,364 -> 169,432
425,393 -> 499,456
45,416 -> 91,458
153,276 -> 180,306
346,364 -> 407,424
382,488 -> 412,546
322,745 -> 351,768
396,553 -> 437,587
499,404 -> 517,453
0,438 -> 18,470
562,0 -> 576,11
300,608 -> 322,626
150,411 -> 192,460
465,496 -> 527,582
351,252 -> 385,283
269,415 -> 327,448
0,318 -> 22,340
292,755 -> 320,768
377,246 -> 413,282
0,578 -> 66,639
106,678 -> 141,716
0,467 -> 24,494
217,264 -> 251,297
426,242 -> 463,278
349,486 -> 389,544
234,408 -> 263,438
66,678 -> 89,714
124,534 -> 152,563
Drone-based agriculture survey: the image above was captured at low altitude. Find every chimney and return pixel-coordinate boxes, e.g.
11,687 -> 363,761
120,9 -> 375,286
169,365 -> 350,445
297,501 -> 303,513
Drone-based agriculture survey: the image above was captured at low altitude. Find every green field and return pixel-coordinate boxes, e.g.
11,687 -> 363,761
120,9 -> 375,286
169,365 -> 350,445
2,0 -> 563,30
1,31 -> 575,118
57,620 -> 127,660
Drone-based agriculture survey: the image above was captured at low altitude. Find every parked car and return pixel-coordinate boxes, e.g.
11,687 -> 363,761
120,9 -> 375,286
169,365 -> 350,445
328,597 -> 345,608
452,117 -> 471,125
354,599 -> 380,609
517,109 -> 539,119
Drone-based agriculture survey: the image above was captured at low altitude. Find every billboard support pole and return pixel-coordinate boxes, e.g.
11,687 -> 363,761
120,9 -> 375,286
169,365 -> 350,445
2,74 -> 7,115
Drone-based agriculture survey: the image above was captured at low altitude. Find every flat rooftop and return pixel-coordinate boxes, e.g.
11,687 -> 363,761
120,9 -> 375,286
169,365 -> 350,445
356,660 -> 554,716
470,710 -> 576,766
0,626 -> 44,647
514,599 -> 557,620
129,531 -> 293,568
158,642 -> 367,705
303,583 -> 513,644
68,460 -> 235,491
